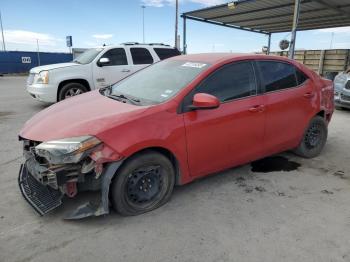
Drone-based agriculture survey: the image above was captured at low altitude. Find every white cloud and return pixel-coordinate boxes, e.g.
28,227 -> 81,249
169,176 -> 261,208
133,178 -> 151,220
92,34 -> 113,39
316,26 -> 350,34
141,0 -> 225,7
3,30 -> 62,46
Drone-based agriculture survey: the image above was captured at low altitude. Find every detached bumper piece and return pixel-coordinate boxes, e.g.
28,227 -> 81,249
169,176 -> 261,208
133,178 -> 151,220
18,164 -> 63,215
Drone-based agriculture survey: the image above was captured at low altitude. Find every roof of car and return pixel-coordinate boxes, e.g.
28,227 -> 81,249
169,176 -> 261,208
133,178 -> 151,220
171,53 -> 293,64
99,43 -> 175,49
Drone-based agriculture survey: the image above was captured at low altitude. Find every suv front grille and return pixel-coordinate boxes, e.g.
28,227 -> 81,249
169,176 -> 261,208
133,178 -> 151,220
27,73 -> 35,85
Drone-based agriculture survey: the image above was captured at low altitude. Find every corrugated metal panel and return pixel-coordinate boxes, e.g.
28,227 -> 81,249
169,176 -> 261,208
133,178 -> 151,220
0,51 -> 73,74
183,0 -> 350,33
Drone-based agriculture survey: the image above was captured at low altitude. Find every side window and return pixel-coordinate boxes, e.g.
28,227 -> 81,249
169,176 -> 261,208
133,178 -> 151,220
296,69 -> 308,85
154,48 -> 181,60
100,48 -> 127,66
130,48 -> 154,65
258,61 -> 298,92
196,62 -> 257,102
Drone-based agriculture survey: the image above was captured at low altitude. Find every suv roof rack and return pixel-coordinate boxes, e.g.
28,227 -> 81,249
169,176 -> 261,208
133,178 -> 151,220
120,42 -> 171,47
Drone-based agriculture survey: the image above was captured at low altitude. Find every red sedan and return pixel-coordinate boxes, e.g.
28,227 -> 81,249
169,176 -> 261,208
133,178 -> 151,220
18,53 -> 334,218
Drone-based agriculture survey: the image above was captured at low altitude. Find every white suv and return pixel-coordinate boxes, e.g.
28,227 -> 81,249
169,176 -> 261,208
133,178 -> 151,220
26,43 -> 181,103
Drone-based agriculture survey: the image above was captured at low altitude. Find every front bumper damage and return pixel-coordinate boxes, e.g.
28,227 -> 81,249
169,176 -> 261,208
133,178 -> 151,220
18,139 -> 123,219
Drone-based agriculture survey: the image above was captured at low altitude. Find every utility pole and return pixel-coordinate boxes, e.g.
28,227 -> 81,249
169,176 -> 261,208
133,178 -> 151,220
0,9 -> 6,51
36,39 -> 40,66
141,5 -> 146,43
174,0 -> 179,49
330,32 -> 334,49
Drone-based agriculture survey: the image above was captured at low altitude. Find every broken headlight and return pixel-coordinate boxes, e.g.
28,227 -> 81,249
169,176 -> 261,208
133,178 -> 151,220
35,136 -> 101,164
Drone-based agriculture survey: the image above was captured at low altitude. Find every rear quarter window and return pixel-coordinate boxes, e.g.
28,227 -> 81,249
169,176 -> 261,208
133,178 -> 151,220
154,48 -> 181,60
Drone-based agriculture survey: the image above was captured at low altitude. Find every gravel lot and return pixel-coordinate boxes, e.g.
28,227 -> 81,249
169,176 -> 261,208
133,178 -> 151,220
0,76 -> 350,262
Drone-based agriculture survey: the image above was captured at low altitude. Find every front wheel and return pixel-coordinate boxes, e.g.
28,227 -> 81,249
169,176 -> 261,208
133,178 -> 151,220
294,116 -> 328,158
58,82 -> 87,101
110,151 -> 175,216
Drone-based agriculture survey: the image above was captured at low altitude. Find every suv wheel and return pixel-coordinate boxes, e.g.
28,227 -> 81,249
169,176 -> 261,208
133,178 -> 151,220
110,151 -> 175,216
294,116 -> 328,158
58,82 -> 87,101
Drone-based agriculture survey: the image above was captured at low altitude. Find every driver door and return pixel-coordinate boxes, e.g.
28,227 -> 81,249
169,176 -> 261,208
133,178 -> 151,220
183,61 -> 266,177
93,48 -> 133,88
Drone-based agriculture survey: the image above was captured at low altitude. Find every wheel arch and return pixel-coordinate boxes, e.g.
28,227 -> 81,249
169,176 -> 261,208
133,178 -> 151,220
119,146 -> 182,186
57,79 -> 91,101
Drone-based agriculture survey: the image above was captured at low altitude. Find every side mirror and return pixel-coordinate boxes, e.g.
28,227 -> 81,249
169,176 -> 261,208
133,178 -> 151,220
98,57 -> 110,67
190,93 -> 220,110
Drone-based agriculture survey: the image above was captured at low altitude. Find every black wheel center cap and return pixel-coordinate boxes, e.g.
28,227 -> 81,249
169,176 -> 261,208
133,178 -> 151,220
126,165 -> 162,204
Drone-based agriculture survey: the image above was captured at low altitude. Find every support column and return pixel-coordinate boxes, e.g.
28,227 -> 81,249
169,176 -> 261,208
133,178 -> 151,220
289,0 -> 301,59
267,33 -> 271,55
183,16 -> 187,54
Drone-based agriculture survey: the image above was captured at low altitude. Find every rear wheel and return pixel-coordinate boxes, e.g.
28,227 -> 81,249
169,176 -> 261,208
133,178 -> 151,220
58,82 -> 87,101
294,116 -> 328,158
110,151 -> 175,216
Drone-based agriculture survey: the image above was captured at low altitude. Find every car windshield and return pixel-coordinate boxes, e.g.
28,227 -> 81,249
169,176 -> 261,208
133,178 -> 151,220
73,48 -> 103,64
110,60 -> 210,104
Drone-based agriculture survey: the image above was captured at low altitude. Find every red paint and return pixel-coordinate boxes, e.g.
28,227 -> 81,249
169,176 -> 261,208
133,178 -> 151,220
19,54 -> 334,185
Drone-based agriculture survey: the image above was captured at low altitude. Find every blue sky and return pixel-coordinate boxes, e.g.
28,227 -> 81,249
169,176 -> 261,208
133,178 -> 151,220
1,0 -> 349,53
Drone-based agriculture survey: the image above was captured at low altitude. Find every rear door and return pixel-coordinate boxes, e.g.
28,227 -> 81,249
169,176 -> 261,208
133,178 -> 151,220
256,60 -> 315,155
128,47 -> 155,74
93,48 -> 132,87
183,61 -> 266,177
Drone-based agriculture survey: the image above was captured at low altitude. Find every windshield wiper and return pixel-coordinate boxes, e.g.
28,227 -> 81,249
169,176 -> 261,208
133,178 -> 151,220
108,93 -> 141,105
73,60 -> 81,64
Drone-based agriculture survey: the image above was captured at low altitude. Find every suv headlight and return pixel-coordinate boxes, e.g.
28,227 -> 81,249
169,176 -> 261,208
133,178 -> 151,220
33,70 -> 49,84
35,136 -> 101,164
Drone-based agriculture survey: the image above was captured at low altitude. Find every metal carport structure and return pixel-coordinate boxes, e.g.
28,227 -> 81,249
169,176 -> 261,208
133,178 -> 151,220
181,0 -> 350,58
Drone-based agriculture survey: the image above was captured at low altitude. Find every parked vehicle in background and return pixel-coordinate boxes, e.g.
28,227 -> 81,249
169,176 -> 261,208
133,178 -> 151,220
18,53 -> 334,219
26,43 -> 181,103
334,69 -> 350,109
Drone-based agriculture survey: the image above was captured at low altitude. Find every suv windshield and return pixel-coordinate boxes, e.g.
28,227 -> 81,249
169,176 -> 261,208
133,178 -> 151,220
73,48 -> 103,64
111,60 -> 210,104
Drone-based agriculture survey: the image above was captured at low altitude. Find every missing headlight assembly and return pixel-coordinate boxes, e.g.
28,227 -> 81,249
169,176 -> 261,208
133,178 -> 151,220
18,136 -> 123,219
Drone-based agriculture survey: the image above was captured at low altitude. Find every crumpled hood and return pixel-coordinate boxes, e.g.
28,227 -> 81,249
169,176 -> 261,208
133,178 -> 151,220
20,91 -> 149,142
29,62 -> 80,73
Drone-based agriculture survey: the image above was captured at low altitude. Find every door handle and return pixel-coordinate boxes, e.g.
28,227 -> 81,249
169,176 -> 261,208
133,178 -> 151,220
121,69 -> 130,73
249,105 -> 265,113
249,105 -> 260,113
304,92 -> 315,99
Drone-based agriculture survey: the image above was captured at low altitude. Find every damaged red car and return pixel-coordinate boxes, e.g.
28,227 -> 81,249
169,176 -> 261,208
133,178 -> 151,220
18,53 -> 334,219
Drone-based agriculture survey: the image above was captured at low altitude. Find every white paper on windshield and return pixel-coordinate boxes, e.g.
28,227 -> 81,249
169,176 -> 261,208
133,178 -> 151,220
161,94 -> 169,98
181,62 -> 207,68
164,89 -> 173,94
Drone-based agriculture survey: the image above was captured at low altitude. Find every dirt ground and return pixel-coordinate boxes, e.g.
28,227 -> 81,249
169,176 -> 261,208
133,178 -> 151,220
0,76 -> 349,262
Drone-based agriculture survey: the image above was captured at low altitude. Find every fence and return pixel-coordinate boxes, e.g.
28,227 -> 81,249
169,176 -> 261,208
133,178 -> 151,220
269,49 -> 350,76
0,51 -> 73,74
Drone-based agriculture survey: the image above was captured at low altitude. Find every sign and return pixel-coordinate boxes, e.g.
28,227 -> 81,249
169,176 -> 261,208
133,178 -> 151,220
21,57 -> 31,63
66,36 -> 73,47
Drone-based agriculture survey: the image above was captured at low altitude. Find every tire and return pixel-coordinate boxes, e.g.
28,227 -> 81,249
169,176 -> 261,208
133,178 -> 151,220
294,116 -> 328,158
110,151 -> 175,216
58,82 -> 87,101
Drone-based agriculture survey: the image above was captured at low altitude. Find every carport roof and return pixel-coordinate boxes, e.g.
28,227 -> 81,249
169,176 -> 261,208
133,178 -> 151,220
182,0 -> 350,34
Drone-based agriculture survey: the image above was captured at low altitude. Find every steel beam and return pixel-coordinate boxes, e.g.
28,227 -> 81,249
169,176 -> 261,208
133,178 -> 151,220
183,16 -> 187,54
206,0 -> 312,20
289,0 -> 301,59
181,15 -> 269,35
